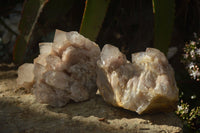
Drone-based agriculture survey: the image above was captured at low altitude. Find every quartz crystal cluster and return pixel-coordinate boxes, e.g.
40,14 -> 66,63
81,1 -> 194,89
17,29 -> 179,114
17,29 -> 100,107
96,44 -> 179,114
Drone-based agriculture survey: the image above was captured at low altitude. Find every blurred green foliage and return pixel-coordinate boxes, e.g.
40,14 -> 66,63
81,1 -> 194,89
13,0 -> 175,64
176,100 -> 200,131
152,0 -> 175,54
13,0 -> 49,63
80,0 -> 110,41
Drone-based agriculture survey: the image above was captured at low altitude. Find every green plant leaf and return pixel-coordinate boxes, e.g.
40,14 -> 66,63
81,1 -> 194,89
79,0 -> 110,41
13,0 -> 49,64
152,0 -> 175,54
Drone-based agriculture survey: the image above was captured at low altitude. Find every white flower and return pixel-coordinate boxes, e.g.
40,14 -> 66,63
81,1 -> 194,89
190,50 -> 196,60
188,62 -> 195,69
184,107 -> 189,114
190,69 -> 199,79
191,95 -> 196,99
177,105 -> 183,111
190,50 -> 195,56
190,41 -> 196,45
195,48 -> 200,56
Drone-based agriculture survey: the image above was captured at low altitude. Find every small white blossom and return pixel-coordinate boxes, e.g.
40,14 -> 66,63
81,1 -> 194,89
177,105 -> 183,111
188,62 -> 195,69
195,48 -> 200,56
190,69 -> 199,79
184,107 -> 189,114
190,41 -> 196,45
190,50 -> 195,56
191,95 -> 196,99
190,50 -> 196,60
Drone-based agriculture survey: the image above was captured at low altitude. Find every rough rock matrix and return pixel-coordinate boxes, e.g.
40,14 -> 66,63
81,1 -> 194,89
17,29 -> 100,107
97,44 -> 179,114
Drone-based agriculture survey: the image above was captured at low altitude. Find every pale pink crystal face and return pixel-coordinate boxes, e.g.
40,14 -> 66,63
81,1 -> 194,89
97,44 -> 179,114
16,63 -> 34,89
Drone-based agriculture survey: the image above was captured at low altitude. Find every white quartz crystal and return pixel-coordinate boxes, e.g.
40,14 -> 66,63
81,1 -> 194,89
16,63 -> 34,89
17,29 -> 100,107
17,30 -> 178,113
39,43 -> 54,55
97,44 -> 179,114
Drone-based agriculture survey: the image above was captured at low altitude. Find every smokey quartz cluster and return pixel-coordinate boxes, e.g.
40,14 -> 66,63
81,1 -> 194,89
17,29 -> 100,107
96,44 -> 179,114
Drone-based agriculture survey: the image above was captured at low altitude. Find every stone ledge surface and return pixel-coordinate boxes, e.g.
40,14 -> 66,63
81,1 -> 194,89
0,67 -> 183,133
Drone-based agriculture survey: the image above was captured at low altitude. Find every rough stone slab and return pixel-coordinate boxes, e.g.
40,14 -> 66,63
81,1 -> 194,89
0,67 -> 183,133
